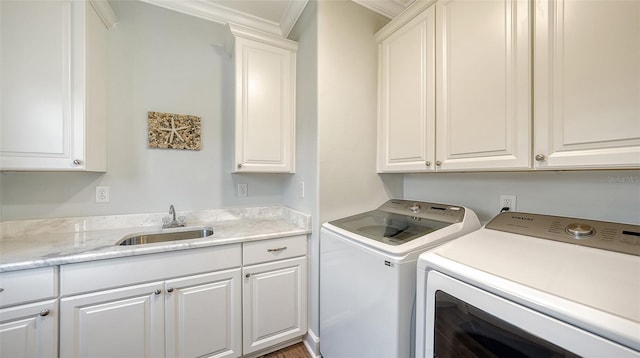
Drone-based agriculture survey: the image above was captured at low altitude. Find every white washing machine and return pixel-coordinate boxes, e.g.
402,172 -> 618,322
319,199 -> 480,358
416,211 -> 640,357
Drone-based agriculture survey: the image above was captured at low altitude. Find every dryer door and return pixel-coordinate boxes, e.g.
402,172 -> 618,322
417,271 -> 640,358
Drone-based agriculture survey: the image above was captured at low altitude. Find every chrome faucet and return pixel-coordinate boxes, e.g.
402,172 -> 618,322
162,204 -> 186,229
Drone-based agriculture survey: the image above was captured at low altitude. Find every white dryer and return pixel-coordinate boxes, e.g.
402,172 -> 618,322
320,199 -> 480,358
416,211 -> 640,357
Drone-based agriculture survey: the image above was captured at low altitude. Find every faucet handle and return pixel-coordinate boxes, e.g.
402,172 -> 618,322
162,216 -> 171,225
177,216 -> 187,225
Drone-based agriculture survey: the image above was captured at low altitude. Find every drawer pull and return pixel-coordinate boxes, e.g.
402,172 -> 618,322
39,309 -> 50,317
267,246 -> 287,252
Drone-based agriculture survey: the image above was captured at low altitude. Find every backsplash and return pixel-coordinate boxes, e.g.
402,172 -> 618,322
0,206 -> 310,240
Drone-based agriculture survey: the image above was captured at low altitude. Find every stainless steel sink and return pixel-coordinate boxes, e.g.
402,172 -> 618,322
116,226 -> 214,246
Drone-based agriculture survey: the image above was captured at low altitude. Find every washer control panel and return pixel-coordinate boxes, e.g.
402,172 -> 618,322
486,212 -> 640,256
379,199 -> 466,224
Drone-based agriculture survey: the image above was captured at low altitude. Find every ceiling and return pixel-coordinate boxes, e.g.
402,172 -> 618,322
140,0 -> 414,38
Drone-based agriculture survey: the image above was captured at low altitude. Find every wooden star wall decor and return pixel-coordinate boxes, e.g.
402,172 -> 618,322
148,111 -> 201,150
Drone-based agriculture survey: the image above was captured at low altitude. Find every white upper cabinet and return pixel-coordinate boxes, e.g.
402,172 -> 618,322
534,0 -> 640,169
227,25 -> 297,173
0,0 -> 116,172
435,0 -> 531,171
377,2 -> 436,173
376,0 -> 531,173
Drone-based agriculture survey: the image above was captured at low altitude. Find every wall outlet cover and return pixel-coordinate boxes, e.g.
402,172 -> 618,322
96,186 -> 110,203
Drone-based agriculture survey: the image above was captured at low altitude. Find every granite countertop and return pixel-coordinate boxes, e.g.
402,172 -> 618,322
0,206 -> 311,272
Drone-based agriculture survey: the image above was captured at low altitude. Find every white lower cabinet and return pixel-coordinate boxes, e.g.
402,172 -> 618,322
59,245 -> 243,358
60,281 -> 165,358
0,300 -> 58,358
241,235 -> 308,356
0,267 -> 58,358
60,270 -> 242,358
165,270 -> 242,358
57,237 -> 308,358
242,257 -> 307,355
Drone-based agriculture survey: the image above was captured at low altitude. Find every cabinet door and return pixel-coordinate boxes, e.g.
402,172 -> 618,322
0,300 -> 57,358
435,0 -> 531,171
60,281 -> 164,358
534,0 -> 640,169
377,6 -> 436,173
243,257 -> 307,355
0,0 -> 107,171
165,269 -> 242,358
234,36 -> 296,173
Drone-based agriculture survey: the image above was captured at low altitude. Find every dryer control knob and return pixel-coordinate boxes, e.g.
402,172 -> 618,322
409,204 -> 421,213
565,223 -> 595,238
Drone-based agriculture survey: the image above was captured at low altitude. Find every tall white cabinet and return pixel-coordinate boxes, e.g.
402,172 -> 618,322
435,0 -> 531,171
377,3 -> 436,172
377,0 -> 531,173
227,25 -> 298,174
534,0 -> 640,169
0,0 -> 115,171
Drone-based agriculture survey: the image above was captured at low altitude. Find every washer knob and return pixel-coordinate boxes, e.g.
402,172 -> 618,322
409,204 -> 421,213
565,223 -> 595,238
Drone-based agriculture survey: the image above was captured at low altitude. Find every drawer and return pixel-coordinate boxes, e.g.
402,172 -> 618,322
243,235 -> 307,266
61,244 -> 241,296
0,266 -> 57,308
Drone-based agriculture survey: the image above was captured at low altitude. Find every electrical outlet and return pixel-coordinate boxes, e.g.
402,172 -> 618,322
238,183 -> 248,197
499,194 -> 516,212
96,186 -> 110,203
298,181 -> 305,199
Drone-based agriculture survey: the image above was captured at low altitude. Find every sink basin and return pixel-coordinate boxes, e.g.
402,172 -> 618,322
116,227 -> 214,246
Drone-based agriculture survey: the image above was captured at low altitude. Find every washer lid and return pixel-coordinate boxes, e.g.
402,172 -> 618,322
329,210 -> 451,246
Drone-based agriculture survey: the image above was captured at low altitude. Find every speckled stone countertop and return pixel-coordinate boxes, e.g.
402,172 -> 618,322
0,206 -> 311,272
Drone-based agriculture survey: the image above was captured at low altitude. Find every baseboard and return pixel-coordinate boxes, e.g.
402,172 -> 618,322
303,329 -> 321,358
244,337 -> 303,358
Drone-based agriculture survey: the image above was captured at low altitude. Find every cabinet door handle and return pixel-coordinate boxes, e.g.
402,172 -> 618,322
39,309 -> 50,317
0,288 -> 4,293
435,161 -> 442,166
245,273 -> 251,278
73,159 -> 82,165
425,161 -> 431,167
267,246 -> 287,252
167,288 -> 174,293
535,154 -> 546,162
154,289 -> 162,295
237,163 -> 243,169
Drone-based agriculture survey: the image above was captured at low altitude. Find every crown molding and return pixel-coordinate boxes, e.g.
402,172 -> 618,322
141,0 -> 308,38
374,0 -> 435,40
352,0 -> 412,19
89,0 -> 119,29
280,0 -> 309,38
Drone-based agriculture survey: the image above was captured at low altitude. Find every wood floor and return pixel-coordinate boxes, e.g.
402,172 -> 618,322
258,343 -> 312,358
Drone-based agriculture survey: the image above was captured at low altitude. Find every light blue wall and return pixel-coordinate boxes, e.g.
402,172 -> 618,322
404,170 -> 640,225
0,1 -> 287,221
